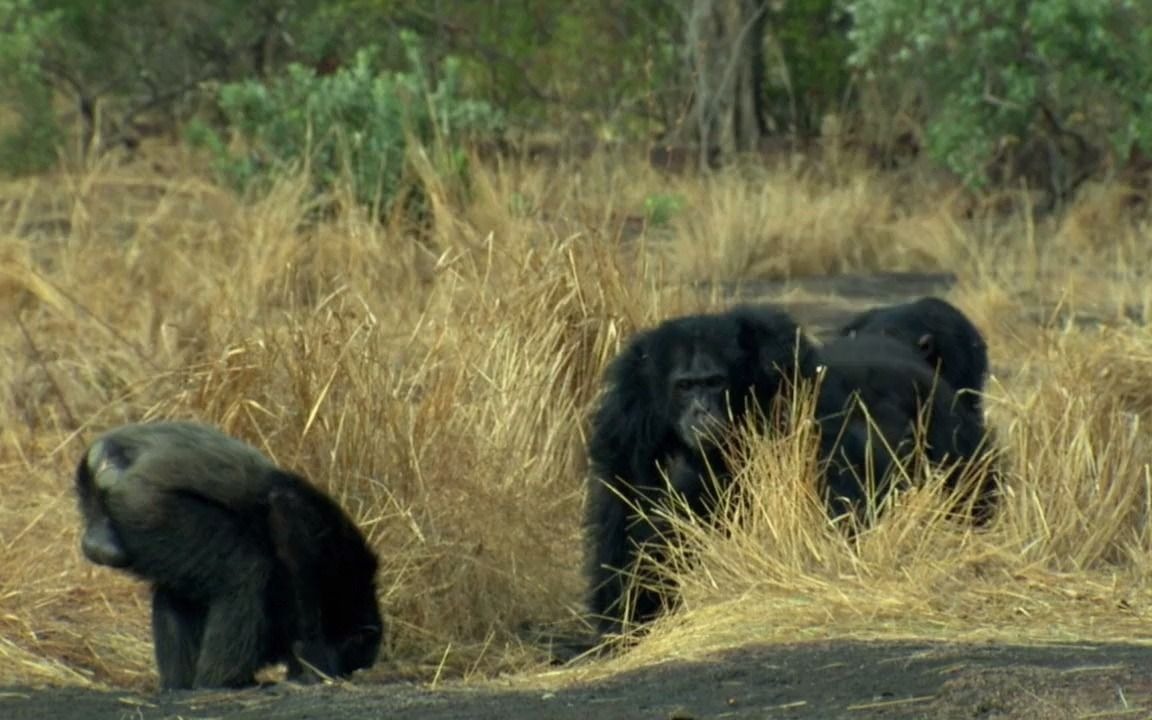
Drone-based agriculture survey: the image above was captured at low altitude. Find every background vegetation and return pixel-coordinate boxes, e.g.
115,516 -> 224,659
3,0 -> 1150,202
0,0 -> 1150,693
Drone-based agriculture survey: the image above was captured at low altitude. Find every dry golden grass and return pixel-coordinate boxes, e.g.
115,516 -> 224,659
1,143 -> 1151,691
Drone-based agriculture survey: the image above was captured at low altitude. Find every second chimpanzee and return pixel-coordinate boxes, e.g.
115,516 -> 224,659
817,333 -> 1000,524
837,296 -> 989,414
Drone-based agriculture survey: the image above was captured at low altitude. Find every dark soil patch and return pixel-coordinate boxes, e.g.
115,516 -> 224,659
700,271 -> 959,305
4,640 -> 1149,720
692,271 -> 959,336
707,270 -> 1150,335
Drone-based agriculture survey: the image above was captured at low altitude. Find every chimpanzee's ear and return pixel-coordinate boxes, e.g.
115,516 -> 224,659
917,332 -> 936,358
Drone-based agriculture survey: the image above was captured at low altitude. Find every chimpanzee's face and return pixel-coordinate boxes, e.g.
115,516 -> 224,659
668,348 -> 733,448
644,318 -> 746,448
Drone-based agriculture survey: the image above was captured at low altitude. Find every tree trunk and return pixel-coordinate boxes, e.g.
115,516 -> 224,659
682,0 -> 768,167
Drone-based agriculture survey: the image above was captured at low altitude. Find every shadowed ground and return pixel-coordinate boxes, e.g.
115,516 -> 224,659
3,641 -> 1150,720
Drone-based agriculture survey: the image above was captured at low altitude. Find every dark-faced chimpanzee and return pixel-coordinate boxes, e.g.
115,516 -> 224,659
817,332 -> 999,524
837,296 -> 989,414
584,306 -> 904,637
73,421 -> 383,690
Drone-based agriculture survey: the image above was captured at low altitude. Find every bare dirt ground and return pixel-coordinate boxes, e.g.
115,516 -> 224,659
3,641 -> 1150,720
706,270 -> 962,336
6,272 -> 1150,719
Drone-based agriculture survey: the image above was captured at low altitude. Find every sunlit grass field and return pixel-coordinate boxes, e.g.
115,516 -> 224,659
1,142 -> 1150,689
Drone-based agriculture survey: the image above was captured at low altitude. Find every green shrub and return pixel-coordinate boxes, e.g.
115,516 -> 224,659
190,33 -> 503,214
847,0 -> 1152,188
0,78 -> 63,175
0,0 -> 63,175
766,0 -> 854,136
643,192 -> 685,227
